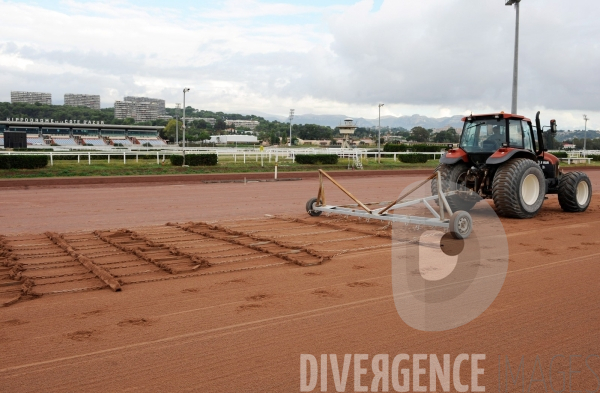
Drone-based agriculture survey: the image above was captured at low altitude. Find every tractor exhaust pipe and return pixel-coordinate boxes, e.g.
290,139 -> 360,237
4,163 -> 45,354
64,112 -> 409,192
535,111 -> 545,155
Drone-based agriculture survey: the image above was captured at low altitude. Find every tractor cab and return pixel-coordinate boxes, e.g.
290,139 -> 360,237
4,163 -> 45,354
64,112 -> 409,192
459,113 -> 535,161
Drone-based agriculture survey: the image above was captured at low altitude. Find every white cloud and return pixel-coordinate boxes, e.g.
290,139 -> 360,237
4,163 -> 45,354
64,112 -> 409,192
0,0 -> 598,128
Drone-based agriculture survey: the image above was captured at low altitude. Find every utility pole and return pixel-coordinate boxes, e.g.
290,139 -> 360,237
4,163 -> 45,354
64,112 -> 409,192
175,103 -> 180,146
378,103 -> 384,163
289,109 -> 295,147
182,88 -> 190,166
506,0 -> 521,114
583,114 -> 589,157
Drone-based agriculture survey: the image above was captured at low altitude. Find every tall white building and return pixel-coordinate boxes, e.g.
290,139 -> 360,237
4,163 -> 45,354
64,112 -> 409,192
64,94 -> 101,110
123,96 -> 165,115
114,100 -> 159,123
11,91 -> 52,105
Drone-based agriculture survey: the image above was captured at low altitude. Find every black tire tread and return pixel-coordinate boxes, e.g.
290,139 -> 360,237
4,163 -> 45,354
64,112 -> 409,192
558,171 -> 591,212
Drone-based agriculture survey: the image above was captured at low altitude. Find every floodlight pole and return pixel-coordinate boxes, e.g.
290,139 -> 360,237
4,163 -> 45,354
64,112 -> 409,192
289,109 -> 295,147
583,114 -> 589,157
378,103 -> 384,163
507,0 -> 521,114
182,88 -> 190,166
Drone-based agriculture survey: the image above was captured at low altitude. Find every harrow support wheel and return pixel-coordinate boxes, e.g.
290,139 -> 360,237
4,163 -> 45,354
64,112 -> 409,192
558,171 -> 592,212
306,197 -> 322,217
449,210 -> 472,239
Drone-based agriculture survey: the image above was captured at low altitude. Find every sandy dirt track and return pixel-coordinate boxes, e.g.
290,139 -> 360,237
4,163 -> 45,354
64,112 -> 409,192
1,172 -> 600,392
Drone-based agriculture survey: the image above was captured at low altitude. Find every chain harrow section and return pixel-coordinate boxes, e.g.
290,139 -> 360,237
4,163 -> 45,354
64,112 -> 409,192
0,215 -> 396,307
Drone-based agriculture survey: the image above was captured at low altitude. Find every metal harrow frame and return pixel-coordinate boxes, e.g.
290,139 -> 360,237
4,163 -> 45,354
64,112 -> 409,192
305,169 -> 473,239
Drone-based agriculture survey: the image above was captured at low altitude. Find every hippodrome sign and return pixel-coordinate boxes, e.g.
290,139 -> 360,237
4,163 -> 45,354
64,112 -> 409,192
5,118 -> 105,125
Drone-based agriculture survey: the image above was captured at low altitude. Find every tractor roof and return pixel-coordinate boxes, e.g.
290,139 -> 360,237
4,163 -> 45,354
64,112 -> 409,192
461,113 -> 531,122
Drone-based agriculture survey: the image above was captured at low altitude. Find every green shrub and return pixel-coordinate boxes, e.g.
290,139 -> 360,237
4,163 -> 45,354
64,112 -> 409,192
551,151 -> 568,158
384,144 -> 445,153
587,154 -> 600,162
169,154 -> 218,166
399,154 -> 429,164
294,154 -> 339,165
0,155 -> 48,169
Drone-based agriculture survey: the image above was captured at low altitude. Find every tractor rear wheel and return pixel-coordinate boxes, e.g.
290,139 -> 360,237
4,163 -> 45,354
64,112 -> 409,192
431,163 -> 478,212
492,158 -> 545,218
558,171 -> 592,212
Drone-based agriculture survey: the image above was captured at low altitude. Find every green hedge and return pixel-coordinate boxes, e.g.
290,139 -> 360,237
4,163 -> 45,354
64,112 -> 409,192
0,155 -> 48,169
551,151 -> 568,158
384,144 -> 445,152
169,154 -> 218,166
399,154 -> 429,164
295,154 -> 339,165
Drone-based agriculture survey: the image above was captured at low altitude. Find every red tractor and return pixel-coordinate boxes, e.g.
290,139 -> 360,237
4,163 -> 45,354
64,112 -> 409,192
433,112 -> 592,218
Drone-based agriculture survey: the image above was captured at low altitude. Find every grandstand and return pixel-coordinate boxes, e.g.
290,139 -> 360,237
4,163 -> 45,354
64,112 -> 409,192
109,138 -> 133,146
27,136 -> 46,146
137,137 -> 167,147
51,137 -> 79,146
81,138 -> 107,146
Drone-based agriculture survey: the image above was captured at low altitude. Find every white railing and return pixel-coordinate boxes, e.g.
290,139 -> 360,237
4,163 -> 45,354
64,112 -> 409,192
0,146 -> 444,166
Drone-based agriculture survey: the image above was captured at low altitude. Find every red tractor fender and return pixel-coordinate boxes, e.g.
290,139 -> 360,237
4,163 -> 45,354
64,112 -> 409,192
485,147 -> 537,165
440,148 -> 469,164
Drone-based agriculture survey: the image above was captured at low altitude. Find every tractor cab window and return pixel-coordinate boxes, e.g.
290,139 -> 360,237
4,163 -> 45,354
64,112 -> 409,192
508,119 -> 525,148
460,118 -> 506,152
521,121 -> 534,151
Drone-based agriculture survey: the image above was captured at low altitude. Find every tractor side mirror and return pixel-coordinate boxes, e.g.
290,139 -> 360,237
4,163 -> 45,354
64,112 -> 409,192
550,120 -> 557,134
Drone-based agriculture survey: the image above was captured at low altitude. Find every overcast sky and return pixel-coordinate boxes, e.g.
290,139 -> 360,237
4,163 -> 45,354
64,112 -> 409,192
0,0 -> 598,128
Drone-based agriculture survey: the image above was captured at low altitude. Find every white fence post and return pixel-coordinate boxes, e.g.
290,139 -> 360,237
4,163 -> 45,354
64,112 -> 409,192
156,151 -> 159,164
243,152 -> 246,163
78,154 -> 80,163
88,152 -> 91,165
123,152 -> 126,164
108,154 -> 110,164
50,152 -> 53,166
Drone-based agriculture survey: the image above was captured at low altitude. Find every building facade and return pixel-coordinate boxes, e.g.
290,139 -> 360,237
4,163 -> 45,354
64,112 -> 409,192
11,91 -> 52,105
64,94 -> 101,110
123,96 -> 165,115
225,119 -> 260,130
1,118 -> 162,139
114,100 -> 160,123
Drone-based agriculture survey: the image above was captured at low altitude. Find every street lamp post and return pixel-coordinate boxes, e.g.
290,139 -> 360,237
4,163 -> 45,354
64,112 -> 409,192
175,103 -> 180,146
583,114 -> 589,157
289,109 -> 295,147
182,88 -> 190,166
378,103 -> 384,163
506,0 -> 521,114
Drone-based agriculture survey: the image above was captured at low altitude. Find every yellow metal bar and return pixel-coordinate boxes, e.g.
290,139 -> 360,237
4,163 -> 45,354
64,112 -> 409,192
377,172 -> 437,215
318,169 -> 371,213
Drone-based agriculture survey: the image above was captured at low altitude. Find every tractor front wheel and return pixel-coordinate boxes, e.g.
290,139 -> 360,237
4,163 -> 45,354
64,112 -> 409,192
431,163 -> 478,212
558,171 -> 592,212
492,158 -> 545,218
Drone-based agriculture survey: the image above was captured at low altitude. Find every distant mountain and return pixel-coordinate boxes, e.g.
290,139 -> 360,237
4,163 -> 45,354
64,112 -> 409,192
248,112 -> 465,130
555,130 -> 600,142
